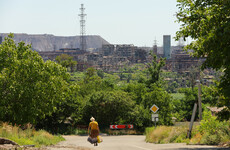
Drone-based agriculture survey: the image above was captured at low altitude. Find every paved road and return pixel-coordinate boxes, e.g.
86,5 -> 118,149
47,135 -> 228,150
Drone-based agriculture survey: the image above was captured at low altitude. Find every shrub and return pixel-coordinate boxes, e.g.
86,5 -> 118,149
197,110 -> 230,145
75,129 -> 88,135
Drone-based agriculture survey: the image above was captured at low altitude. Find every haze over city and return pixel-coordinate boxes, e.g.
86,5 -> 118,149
0,0 -> 183,47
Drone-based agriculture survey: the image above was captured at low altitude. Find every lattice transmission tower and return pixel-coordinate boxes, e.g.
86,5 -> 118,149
79,4 -> 87,51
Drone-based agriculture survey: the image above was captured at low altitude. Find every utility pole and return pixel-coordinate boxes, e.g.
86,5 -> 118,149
196,79 -> 202,121
187,73 -> 202,139
187,103 -> 197,138
79,4 -> 87,51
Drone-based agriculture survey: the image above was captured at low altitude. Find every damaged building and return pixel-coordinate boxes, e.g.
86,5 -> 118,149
38,43 -> 204,73
165,46 -> 205,72
37,34 -> 206,74
38,44 -> 147,72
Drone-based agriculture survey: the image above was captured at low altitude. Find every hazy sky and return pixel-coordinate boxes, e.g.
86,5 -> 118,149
0,0 -> 183,46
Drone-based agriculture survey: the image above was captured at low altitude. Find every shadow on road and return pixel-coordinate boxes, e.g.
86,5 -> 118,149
176,148 -> 229,150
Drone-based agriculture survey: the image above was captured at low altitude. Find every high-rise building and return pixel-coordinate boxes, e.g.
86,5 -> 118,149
0,36 -> 2,44
163,35 -> 171,59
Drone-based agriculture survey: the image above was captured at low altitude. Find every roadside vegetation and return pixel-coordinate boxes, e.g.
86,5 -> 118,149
145,110 -> 230,146
0,122 -> 64,147
145,126 -> 189,144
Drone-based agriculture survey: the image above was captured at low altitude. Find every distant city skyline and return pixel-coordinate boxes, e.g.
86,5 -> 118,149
0,0 -> 187,47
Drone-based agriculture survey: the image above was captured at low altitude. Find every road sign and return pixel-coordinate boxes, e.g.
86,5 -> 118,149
110,125 -> 126,129
127,124 -> 134,129
150,104 -> 159,113
110,125 -> 134,129
155,117 -> 159,122
152,114 -> 159,119
152,114 -> 159,122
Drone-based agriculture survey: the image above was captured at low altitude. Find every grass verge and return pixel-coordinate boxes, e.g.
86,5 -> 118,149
145,111 -> 230,147
145,126 -> 189,144
0,122 -> 65,147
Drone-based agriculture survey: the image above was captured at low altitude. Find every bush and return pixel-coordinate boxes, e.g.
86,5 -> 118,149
75,129 -> 88,135
197,110 -> 230,145
200,133 -> 220,145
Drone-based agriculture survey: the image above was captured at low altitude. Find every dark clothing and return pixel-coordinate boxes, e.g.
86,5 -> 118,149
90,129 -> 99,138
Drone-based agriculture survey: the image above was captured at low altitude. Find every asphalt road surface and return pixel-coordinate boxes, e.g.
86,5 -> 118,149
47,135 -> 228,150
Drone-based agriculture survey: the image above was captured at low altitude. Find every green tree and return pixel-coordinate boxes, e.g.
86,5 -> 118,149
146,54 -> 166,87
126,73 -> 131,83
0,34 -> 70,125
141,84 -> 173,125
118,72 -> 126,81
36,84 -> 84,134
85,67 -> 96,77
176,0 -> 230,112
78,67 -> 104,97
177,88 -> 198,121
82,90 -> 135,128
97,69 -> 104,79
56,54 -> 77,72
122,82 -> 147,105
185,64 -> 202,89
137,53 -> 173,125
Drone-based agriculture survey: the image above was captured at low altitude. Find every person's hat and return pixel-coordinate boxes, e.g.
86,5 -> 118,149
90,117 -> 95,121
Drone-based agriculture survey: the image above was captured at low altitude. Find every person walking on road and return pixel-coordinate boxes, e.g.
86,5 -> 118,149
88,117 -> 100,146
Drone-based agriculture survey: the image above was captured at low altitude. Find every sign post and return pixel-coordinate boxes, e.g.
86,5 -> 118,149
152,114 -> 159,127
150,104 -> 159,128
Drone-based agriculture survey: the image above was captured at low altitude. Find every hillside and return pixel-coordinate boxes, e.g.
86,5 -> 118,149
0,33 -> 110,52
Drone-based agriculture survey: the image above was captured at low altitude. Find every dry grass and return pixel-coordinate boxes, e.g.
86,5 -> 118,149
107,129 -> 140,135
145,124 -> 230,147
0,122 -> 64,147
190,132 -> 202,144
145,126 -> 188,144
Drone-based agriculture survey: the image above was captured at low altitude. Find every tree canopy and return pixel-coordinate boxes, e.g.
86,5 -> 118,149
176,0 -> 230,111
0,34 -> 70,125
56,54 -> 77,72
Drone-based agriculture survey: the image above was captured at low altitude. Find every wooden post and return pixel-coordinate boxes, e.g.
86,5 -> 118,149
187,103 -> 197,139
196,80 -> 202,121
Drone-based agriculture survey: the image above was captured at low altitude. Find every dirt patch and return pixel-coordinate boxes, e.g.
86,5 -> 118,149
0,145 -> 92,150
46,145 -> 93,150
0,144 -> 45,150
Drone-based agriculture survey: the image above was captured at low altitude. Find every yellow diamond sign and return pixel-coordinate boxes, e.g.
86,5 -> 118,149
150,104 -> 159,113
